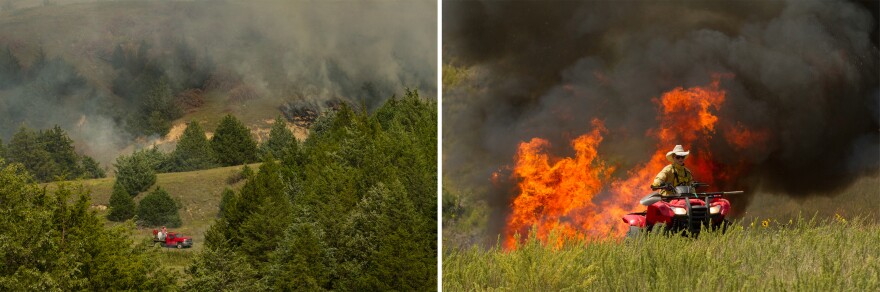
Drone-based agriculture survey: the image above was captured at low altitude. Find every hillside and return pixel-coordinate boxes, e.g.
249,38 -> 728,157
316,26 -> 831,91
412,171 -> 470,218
46,163 -> 261,251
0,0 -> 435,166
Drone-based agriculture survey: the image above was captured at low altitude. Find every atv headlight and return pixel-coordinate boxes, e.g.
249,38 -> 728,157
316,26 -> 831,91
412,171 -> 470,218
709,205 -> 721,214
672,207 -> 687,215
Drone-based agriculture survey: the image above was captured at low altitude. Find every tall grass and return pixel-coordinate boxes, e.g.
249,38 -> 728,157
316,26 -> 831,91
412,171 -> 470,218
444,216 -> 880,291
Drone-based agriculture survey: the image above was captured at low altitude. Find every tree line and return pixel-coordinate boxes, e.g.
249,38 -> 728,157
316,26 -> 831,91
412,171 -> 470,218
107,40 -> 217,137
0,125 -> 104,182
105,113 -> 277,228
0,162 -> 176,290
1,90 -> 436,289
111,113 -> 285,178
188,90 -> 437,290
0,40 -> 222,140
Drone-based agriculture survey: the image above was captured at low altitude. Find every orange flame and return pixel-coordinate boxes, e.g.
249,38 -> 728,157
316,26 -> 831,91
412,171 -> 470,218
724,122 -> 770,150
502,74 -> 760,249
504,119 -> 612,249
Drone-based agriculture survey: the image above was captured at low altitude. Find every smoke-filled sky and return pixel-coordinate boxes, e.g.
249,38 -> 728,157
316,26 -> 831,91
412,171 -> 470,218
443,0 -> 879,236
0,0 -> 436,165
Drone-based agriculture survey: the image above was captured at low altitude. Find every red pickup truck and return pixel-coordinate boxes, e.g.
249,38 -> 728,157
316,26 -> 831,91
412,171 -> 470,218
152,229 -> 193,248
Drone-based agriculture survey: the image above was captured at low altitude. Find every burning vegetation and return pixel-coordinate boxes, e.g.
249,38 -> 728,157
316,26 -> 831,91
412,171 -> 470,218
443,0 -> 879,248
502,75 -> 767,248
278,99 -> 344,127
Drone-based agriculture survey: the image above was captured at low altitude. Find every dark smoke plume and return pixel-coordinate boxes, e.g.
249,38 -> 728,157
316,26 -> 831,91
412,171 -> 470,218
443,0 -> 879,239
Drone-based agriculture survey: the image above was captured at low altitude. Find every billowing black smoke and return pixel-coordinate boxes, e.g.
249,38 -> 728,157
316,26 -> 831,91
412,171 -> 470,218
443,0 -> 879,236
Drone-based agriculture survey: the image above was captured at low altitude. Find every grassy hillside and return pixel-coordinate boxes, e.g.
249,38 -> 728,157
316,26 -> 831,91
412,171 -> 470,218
45,163 -> 261,272
444,217 -> 880,291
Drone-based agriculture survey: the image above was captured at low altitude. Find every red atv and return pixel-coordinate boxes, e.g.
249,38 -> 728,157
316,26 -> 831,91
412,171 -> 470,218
152,229 -> 193,249
622,183 -> 742,238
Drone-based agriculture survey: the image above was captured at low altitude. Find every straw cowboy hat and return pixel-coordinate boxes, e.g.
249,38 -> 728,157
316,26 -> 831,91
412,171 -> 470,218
665,145 -> 690,162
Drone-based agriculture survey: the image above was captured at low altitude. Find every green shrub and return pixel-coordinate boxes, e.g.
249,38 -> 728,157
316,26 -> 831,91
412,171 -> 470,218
80,155 -> 105,179
260,116 -> 294,160
211,114 -> 258,166
218,188 -> 235,218
106,180 -> 135,222
114,150 -> 157,196
170,120 -> 217,172
137,187 -> 182,227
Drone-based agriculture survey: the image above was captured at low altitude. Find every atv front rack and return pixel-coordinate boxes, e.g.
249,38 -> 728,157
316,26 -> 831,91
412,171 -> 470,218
659,191 -> 744,200
659,191 -> 742,234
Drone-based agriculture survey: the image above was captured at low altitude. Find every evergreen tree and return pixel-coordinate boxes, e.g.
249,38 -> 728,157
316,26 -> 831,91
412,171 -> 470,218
232,159 -> 290,263
372,90 -> 437,218
136,187 -> 182,227
171,121 -> 217,171
0,162 -> 177,289
184,247 -> 267,291
30,56 -> 86,98
294,104 -> 367,243
336,181 -> 432,291
218,188 -> 235,218
268,215 -> 335,290
145,110 -> 171,137
80,155 -> 105,179
138,78 -> 181,137
107,180 -> 135,222
6,126 -> 58,182
189,94 -> 437,289
169,40 -> 215,91
200,158 -> 290,270
211,114 -> 258,166
114,150 -> 157,196
38,125 -> 82,178
0,45 -> 22,89
240,164 -> 254,179
260,116 -> 294,159
140,147 -> 172,173
4,125 -> 104,181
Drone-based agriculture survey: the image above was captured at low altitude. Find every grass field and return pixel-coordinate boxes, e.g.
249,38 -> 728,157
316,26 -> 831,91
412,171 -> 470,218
444,216 -> 880,291
45,163 -> 261,273
742,175 -> 880,222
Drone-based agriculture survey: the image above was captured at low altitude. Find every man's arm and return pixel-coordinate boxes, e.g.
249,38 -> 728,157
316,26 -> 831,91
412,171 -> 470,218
652,166 -> 669,187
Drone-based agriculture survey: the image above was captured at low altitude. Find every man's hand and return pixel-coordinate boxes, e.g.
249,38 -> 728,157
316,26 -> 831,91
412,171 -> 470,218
651,183 -> 672,191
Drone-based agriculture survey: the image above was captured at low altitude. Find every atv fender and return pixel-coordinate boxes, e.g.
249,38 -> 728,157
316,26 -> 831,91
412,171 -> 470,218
646,202 -> 675,225
622,214 -> 646,228
711,198 -> 731,216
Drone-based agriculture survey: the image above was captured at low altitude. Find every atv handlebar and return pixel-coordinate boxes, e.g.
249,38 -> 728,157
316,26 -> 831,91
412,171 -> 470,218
660,191 -> 744,200
651,182 -> 712,191
651,183 -> 672,191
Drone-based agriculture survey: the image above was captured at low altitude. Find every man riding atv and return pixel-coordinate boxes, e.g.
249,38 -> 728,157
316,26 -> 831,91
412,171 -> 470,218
652,145 -> 693,196
621,144 -> 743,237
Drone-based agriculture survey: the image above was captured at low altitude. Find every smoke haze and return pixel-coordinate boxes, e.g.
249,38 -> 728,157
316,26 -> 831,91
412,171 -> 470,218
0,0 -> 436,165
443,0 -> 879,238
